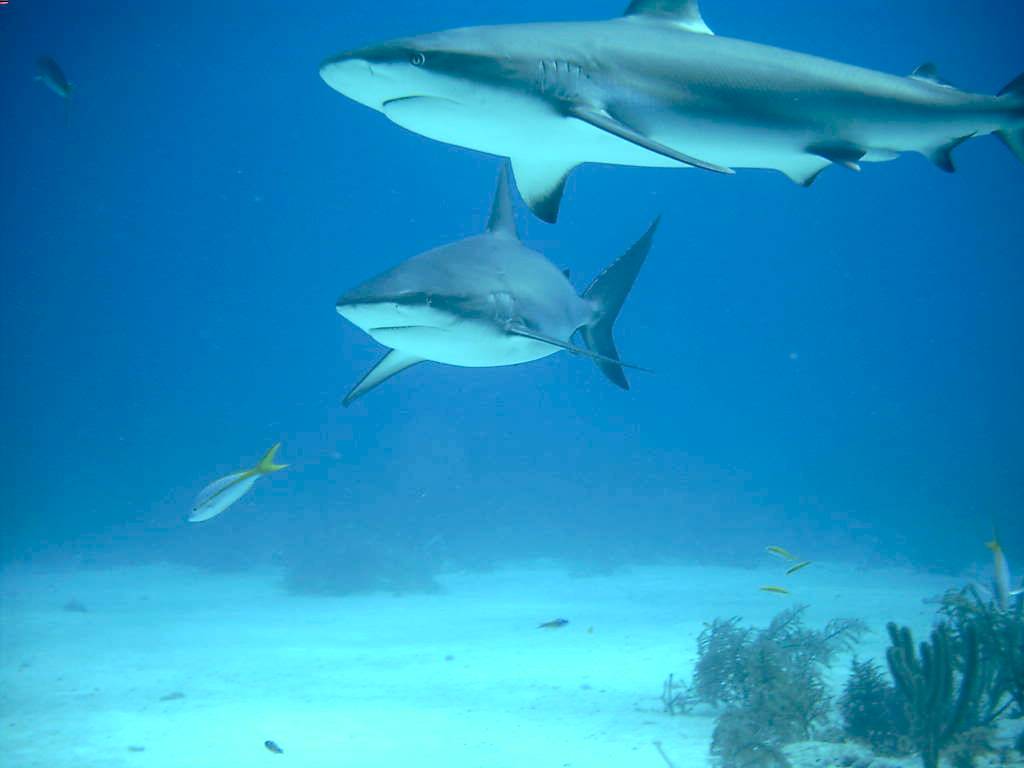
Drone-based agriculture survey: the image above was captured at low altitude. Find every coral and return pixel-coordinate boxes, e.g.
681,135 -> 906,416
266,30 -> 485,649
937,584 -> 1024,726
711,709 -> 792,768
660,672 -> 695,715
684,607 -> 866,766
885,622 -> 981,768
838,658 -> 911,755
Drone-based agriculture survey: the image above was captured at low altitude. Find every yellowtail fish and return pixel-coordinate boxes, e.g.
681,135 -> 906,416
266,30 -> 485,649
189,443 -> 288,522
538,618 -> 569,629
766,546 -> 798,561
760,586 -> 790,595
986,535 -> 1024,611
786,561 -> 813,575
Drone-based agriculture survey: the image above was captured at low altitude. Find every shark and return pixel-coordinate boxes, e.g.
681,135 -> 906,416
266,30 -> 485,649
335,166 -> 657,405
320,0 -> 1024,222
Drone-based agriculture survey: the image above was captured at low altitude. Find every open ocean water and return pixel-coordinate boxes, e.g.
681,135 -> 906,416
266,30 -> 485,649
1,2 -> 1022,766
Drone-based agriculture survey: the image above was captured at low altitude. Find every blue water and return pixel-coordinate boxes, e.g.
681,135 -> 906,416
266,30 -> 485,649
2,0 -> 1022,586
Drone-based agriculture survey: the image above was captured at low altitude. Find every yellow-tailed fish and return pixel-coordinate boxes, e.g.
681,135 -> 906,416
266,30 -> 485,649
189,443 -> 288,522
986,535 -> 1024,610
760,586 -> 790,595
786,560 -> 812,575
766,546 -> 798,561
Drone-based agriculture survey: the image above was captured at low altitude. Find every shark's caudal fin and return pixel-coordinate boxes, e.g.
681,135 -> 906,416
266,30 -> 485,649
580,217 -> 660,389
996,72 -> 1024,164
255,443 -> 288,474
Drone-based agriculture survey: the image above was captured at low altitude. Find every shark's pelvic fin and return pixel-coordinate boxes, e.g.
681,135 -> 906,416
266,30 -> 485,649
808,142 -> 866,172
580,217 -> 660,389
510,156 -> 576,224
910,63 -> 956,89
344,349 -> 424,406
623,0 -> 713,35
505,325 -> 652,374
927,133 -> 975,173
487,165 -> 519,238
567,104 -> 733,176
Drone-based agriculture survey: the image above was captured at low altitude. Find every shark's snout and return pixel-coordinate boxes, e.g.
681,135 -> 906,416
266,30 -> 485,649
319,54 -> 383,108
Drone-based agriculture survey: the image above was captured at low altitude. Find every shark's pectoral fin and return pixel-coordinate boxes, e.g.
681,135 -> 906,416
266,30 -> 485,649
808,143 -> 866,173
510,157 -> 576,224
343,349 -> 424,407
505,325 -> 652,374
925,133 -> 975,173
567,104 -> 734,176
624,0 -> 714,35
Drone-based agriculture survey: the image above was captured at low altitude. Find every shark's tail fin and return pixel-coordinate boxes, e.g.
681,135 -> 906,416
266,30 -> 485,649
580,217 -> 660,389
255,442 -> 288,474
996,72 -> 1024,163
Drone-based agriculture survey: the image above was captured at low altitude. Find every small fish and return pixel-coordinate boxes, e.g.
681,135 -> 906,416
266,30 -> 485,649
189,443 -> 288,522
538,618 -> 569,629
264,740 -> 284,754
785,561 -> 813,575
760,586 -> 790,595
986,535 -> 1024,611
35,56 -> 72,98
766,546 -> 798,561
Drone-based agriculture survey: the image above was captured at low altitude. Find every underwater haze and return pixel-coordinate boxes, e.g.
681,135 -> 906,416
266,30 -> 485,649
1,1 -> 1023,765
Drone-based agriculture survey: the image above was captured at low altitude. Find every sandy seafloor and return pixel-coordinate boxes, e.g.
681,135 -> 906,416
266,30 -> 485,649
0,561 -> 996,768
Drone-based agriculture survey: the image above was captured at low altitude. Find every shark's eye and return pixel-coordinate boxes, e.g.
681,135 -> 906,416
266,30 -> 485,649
410,52 -> 426,67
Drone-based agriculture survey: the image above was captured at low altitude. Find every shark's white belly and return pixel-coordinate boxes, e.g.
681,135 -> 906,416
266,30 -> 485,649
382,89 -> 995,175
369,324 -> 561,367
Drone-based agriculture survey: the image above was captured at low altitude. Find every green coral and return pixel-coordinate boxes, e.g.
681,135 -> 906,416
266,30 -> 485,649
885,622 -> 980,768
838,657 -> 911,755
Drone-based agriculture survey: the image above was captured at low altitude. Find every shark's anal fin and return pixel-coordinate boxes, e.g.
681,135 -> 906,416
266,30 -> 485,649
808,143 -> 866,172
927,133 -> 975,173
567,104 -> 734,176
505,325 -> 652,375
343,349 -> 424,406
510,157 -> 576,224
623,0 -> 713,35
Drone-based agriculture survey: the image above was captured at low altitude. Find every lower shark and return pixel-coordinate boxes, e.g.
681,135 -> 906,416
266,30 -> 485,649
320,0 -> 1024,222
335,167 -> 657,405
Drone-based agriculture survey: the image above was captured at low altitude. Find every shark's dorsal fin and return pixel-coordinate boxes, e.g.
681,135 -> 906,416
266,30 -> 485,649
910,62 -> 956,89
343,349 -> 424,406
624,0 -> 713,35
487,165 -> 518,239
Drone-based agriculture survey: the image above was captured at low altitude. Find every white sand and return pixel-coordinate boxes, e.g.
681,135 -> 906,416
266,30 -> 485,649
0,561 -> 960,768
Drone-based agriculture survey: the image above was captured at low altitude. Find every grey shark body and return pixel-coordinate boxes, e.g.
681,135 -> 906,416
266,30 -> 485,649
336,168 -> 657,405
320,0 -> 1024,222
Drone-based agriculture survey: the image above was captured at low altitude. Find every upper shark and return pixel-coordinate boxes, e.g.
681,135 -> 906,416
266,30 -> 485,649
335,166 -> 657,405
320,0 -> 1024,222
